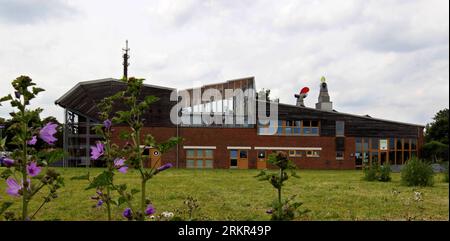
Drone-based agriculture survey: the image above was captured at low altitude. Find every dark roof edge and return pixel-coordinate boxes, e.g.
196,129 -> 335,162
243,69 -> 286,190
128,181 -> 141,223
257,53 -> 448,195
55,78 -> 175,106
276,102 -> 425,128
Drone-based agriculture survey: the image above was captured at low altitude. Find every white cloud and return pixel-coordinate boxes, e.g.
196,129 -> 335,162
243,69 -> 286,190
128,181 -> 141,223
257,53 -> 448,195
0,0 -> 448,125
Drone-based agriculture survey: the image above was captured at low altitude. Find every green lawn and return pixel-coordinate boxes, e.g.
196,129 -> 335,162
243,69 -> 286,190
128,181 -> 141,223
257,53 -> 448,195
0,168 -> 448,220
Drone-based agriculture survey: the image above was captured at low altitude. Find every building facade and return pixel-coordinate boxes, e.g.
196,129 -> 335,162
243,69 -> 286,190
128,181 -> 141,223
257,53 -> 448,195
55,77 -> 424,169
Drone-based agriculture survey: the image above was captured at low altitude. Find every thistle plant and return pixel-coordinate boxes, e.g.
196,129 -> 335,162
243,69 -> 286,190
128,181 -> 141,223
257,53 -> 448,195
255,151 -> 308,220
72,92 -> 130,221
110,77 -> 181,221
0,76 -> 64,220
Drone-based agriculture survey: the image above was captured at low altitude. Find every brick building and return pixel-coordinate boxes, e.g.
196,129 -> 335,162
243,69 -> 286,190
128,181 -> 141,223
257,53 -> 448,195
55,77 -> 424,170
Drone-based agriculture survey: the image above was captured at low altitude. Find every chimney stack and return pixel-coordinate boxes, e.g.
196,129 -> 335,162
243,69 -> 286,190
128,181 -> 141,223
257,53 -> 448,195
315,76 -> 333,111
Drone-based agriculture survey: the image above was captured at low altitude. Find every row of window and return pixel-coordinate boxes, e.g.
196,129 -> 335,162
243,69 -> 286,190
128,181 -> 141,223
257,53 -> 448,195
186,149 -> 214,168
258,120 -> 320,136
288,150 -> 321,158
355,138 -> 418,166
355,137 -> 417,152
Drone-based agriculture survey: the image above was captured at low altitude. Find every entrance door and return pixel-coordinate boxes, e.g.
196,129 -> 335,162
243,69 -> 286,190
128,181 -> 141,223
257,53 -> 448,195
150,148 -> 161,169
229,149 -> 249,169
257,150 -> 267,169
380,152 -> 388,165
238,150 -> 249,169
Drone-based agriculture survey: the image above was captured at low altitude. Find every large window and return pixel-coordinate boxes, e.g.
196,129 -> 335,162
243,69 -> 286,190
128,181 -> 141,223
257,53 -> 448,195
336,121 -> 345,136
186,149 -> 214,168
356,137 -> 418,166
258,120 -> 320,136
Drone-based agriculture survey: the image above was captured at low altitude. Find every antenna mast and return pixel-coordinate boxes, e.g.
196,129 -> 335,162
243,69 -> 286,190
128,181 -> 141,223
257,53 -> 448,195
122,40 -> 130,79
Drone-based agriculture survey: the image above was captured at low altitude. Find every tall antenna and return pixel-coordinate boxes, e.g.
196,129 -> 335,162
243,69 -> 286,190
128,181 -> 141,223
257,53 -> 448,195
122,40 -> 130,79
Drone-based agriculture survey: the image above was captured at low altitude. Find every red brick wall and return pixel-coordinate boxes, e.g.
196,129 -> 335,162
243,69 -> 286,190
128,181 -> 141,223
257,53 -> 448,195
111,126 -> 357,170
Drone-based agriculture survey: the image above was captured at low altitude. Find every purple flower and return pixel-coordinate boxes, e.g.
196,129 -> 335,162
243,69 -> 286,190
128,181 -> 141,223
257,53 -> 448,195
104,119 -> 112,129
156,163 -> 173,173
14,91 -> 21,99
114,158 -> 128,174
118,166 -> 128,174
3,158 -> 15,167
123,208 -> 132,219
26,161 -> 42,177
39,122 -> 58,145
90,141 -> 104,160
27,136 -> 37,145
6,178 -> 22,197
96,200 -> 104,207
145,204 -> 156,216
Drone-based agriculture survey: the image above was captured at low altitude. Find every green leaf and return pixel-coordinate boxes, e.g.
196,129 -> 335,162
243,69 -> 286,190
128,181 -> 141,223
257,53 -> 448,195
0,95 -> 13,106
131,188 -> 140,195
31,87 -> 45,95
117,196 -> 127,206
0,202 -> 13,215
71,172 -> 90,181
0,169 -> 13,179
86,171 -> 113,190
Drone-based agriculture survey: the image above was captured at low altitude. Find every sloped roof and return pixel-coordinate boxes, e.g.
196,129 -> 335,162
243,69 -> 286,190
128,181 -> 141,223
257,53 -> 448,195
55,78 -> 175,122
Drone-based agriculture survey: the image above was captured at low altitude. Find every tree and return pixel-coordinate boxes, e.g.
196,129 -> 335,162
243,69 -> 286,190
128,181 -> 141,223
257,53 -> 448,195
423,108 -> 449,162
425,108 -> 449,144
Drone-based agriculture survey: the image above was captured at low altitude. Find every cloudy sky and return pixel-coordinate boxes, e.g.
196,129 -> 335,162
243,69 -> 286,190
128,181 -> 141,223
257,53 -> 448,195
0,0 -> 448,125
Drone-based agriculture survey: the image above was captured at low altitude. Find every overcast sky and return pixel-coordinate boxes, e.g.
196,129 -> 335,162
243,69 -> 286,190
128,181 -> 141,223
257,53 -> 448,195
0,0 -> 448,125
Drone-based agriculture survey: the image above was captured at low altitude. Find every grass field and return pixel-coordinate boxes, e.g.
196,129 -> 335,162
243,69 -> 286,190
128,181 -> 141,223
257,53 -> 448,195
0,168 -> 448,221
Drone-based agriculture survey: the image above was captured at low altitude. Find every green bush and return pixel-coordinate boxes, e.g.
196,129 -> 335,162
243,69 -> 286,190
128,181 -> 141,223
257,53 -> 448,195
363,163 -> 391,182
363,164 -> 378,181
401,158 -> 434,186
378,164 -> 392,182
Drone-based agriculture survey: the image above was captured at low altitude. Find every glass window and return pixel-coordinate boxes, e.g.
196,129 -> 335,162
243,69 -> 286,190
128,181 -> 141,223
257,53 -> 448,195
186,160 -> 194,168
258,151 -> 265,158
311,127 -> 319,135
404,139 -> 410,150
336,121 -> 345,136
303,127 -> 311,135
389,151 -> 395,164
371,138 -> 379,150
293,121 -> 301,134
285,126 -> 292,135
240,150 -> 248,158
295,150 -> 303,157
363,138 -> 369,150
186,150 -> 195,158
306,150 -> 320,157
411,139 -> 417,150
389,138 -> 395,150
363,152 -> 369,165
205,150 -> 213,158
356,138 -> 362,152
303,120 -> 311,127
404,151 -> 410,162
289,150 -> 295,157
230,158 -> 238,167
396,151 -> 403,164
196,149 -> 203,156
371,152 -> 379,165
396,139 -> 403,150
205,160 -> 213,168
355,152 -> 363,166
311,120 -> 319,127
336,151 -> 344,159
196,160 -> 203,168
277,126 -> 283,134
230,150 -> 238,158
